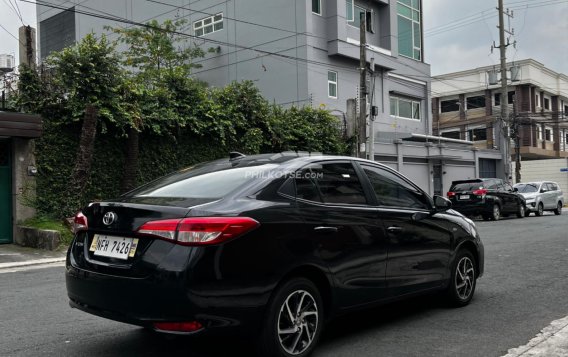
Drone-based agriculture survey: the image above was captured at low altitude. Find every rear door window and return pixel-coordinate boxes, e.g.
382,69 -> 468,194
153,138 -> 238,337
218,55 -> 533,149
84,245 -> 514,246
362,164 -> 431,210
296,162 -> 367,205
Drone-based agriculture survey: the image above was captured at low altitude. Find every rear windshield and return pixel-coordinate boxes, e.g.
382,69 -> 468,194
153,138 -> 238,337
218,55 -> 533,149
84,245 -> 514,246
514,183 -> 538,193
129,164 -> 279,198
450,182 -> 485,191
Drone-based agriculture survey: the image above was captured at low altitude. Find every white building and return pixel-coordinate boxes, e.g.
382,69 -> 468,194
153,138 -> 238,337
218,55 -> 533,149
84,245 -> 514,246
0,54 -> 15,69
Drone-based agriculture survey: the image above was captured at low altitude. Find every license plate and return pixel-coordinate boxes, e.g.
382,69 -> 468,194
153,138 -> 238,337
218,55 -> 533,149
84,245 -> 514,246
89,235 -> 138,260
460,195 -> 470,200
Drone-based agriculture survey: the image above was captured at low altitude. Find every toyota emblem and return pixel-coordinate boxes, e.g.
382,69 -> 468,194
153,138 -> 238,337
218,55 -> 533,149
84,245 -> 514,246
102,211 -> 117,226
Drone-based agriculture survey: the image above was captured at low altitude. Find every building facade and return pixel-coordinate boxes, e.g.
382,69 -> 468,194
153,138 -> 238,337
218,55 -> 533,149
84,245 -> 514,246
36,0 -> 502,195
0,54 -> 15,69
432,59 -> 568,161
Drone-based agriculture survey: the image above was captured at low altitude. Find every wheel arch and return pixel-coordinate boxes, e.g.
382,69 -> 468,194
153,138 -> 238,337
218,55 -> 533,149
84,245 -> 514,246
278,265 -> 334,319
455,240 -> 480,278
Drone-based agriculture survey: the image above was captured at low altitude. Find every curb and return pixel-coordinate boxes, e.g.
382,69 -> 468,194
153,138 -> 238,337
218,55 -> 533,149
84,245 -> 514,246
0,257 -> 66,269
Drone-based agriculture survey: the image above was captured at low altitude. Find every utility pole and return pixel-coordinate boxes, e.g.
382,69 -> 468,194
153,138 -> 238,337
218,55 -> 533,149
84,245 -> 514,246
358,12 -> 367,159
495,0 -> 514,182
513,96 -> 521,183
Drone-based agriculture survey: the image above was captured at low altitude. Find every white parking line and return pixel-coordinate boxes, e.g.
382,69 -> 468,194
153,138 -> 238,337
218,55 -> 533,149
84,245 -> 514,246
503,315 -> 568,356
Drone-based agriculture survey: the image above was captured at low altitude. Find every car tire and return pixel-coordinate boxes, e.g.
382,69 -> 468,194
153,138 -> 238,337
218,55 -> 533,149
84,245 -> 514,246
490,204 -> 500,221
554,202 -> 562,216
535,203 -> 544,217
446,249 -> 477,307
516,204 -> 525,218
258,278 -> 323,357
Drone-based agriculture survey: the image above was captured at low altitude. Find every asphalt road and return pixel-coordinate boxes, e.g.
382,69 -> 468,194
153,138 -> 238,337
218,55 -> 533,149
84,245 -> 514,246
1,212 -> 567,357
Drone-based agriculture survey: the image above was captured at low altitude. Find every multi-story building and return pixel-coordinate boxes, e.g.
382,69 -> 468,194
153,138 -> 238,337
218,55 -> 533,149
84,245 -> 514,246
0,54 -> 15,69
36,0 -> 502,195
432,59 -> 568,161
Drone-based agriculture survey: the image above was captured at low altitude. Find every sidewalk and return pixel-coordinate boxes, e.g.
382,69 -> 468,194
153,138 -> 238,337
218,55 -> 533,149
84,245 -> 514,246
0,244 -> 67,269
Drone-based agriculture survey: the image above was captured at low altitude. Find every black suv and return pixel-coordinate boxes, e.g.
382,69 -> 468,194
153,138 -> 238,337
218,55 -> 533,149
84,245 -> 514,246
448,178 -> 526,220
67,153 -> 484,356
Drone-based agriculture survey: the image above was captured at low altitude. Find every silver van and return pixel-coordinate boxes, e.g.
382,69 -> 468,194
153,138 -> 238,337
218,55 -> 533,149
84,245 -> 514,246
514,181 -> 564,216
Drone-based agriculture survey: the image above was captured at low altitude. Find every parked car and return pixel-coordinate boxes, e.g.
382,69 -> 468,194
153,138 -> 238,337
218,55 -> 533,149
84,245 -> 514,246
514,181 -> 564,216
447,178 -> 526,221
66,153 -> 484,357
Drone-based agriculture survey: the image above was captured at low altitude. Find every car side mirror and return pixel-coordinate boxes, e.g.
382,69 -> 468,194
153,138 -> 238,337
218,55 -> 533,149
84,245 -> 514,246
540,189 -> 548,193
513,187 -> 518,192
433,195 -> 452,212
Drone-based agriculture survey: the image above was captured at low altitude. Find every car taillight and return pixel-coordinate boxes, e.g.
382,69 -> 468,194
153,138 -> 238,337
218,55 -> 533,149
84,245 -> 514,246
473,189 -> 488,196
73,212 -> 88,233
447,192 -> 456,198
137,217 -> 259,246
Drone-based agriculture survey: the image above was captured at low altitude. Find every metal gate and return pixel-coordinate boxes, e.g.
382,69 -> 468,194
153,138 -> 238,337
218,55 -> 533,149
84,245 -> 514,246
0,140 -> 12,244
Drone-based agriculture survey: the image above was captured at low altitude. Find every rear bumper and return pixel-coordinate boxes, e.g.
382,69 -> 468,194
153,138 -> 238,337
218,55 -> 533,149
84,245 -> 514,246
451,202 -> 492,216
65,244 -> 269,336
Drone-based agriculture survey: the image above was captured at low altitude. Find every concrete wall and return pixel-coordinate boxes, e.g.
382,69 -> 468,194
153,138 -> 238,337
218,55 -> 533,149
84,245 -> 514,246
12,138 -> 37,229
512,158 -> 568,202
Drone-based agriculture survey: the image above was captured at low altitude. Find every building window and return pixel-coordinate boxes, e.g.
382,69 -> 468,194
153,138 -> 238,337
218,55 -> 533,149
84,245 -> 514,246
544,98 -> 550,110
537,126 -> 543,140
440,99 -> 459,113
564,105 -> 568,116
328,71 -> 338,98
441,131 -> 461,139
347,2 -> 374,32
194,13 -> 223,37
312,0 -> 321,15
397,0 -> 421,60
467,128 -> 487,141
466,96 -> 486,109
545,128 -> 552,141
390,96 -> 421,120
494,91 -> 515,106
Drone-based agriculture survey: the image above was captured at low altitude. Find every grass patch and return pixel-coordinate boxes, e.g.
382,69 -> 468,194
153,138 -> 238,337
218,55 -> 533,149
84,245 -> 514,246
20,216 -> 74,246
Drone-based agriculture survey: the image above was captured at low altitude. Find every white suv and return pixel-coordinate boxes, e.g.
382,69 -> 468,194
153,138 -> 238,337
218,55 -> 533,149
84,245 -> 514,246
514,181 -> 564,216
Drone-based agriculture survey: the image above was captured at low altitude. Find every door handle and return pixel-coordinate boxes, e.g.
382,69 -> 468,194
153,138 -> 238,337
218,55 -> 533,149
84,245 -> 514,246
387,226 -> 403,234
313,226 -> 338,234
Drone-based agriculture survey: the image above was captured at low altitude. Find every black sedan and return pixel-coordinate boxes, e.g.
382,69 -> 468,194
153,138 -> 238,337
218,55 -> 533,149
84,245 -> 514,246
66,153 -> 484,356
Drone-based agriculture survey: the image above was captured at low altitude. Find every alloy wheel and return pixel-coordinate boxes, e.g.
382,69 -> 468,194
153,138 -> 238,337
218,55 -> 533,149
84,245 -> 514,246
455,256 -> 475,300
492,204 -> 500,221
536,203 -> 544,216
277,290 -> 319,355
517,204 -> 525,218
555,203 -> 562,215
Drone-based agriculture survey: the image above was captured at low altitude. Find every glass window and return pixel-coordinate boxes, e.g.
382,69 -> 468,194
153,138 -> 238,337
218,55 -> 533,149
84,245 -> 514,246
362,165 -> 430,209
466,95 -> 486,109
298,163 -> 367,205
545,128 -> 552,141
440,100 -> 459,113
346,0 -> 354,21
328,71 -> 338,98
514,183 -> 538,193
312,0 -> 321,15
397,0 -> 421,60
194,13 -> 223,37
348,5 -> 366,29
132,164 -> 278,198
441,131 -> 461,139
391,96 -> 421,120
544,98 -> 550,110
467,128 -> 487,141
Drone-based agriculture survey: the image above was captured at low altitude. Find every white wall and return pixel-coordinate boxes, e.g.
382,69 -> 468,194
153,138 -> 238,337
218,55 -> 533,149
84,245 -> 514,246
513,158 -> 568,203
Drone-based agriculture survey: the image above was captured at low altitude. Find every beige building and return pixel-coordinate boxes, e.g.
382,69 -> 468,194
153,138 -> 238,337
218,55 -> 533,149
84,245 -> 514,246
432,59 -> 568,161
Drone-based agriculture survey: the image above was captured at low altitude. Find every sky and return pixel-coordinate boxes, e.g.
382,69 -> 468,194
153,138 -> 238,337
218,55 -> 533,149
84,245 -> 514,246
0,0 -> 567,75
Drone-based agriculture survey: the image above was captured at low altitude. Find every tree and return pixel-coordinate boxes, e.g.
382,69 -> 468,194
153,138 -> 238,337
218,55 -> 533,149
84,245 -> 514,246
109,19 -> 208,192
46,33 -> 126,215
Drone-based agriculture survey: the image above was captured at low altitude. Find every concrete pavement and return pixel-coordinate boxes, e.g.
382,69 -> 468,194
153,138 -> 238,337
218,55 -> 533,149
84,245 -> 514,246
0,243 -> 66,269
